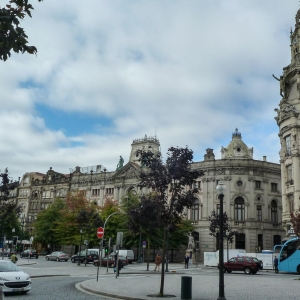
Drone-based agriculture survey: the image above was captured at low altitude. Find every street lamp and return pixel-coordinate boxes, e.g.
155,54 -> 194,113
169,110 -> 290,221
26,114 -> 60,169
78,228 -> 83,266
20,215 -> 25,252
216,181 -> 226,300
12,228 -> 15,252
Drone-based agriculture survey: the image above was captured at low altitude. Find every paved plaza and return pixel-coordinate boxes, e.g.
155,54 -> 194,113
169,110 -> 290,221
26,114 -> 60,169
11,258 -> 300,300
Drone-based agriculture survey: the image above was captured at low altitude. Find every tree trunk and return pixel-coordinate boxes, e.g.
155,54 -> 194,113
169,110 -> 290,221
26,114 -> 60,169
159,227 -> 166,296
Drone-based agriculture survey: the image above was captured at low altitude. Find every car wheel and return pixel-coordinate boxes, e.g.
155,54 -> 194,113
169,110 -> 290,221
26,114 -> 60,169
244,267 -> 251,275
71,258 -> 75,263
227,270 -> 232,273
46,257 -> 49,261
297,265 -> 300,274
56,257 -> 60,262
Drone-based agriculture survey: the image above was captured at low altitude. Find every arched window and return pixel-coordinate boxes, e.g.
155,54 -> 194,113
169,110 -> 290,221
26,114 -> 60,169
234,197 -> 245,221
271,200 -> 278,224
191,199 -> 199,221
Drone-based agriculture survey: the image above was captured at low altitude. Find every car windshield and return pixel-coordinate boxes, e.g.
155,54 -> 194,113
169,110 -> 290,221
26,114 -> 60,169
252,257 -> 259,262
0,262 -> 21,272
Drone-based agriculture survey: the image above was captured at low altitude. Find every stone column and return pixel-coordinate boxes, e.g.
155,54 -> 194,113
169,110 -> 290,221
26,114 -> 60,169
292,155 -> 300,208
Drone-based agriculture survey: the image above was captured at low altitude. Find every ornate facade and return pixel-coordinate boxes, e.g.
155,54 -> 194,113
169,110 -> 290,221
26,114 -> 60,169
17,132 -> 285,260
274,9 -> 300,238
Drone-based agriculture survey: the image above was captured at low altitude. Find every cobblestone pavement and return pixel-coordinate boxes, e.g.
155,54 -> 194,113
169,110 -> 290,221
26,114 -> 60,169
79,264 -> 300,300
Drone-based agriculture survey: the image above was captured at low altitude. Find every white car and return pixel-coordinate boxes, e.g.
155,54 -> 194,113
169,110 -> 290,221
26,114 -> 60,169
0,261 -> 31,294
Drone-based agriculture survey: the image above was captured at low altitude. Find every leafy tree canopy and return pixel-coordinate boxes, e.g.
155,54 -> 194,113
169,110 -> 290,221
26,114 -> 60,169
33,198 -> 65,246
209,210 -> 237,244
0,0 -> 42,61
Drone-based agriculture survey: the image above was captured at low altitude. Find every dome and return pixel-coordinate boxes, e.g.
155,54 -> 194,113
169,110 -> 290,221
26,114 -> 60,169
221,129 -> 253,159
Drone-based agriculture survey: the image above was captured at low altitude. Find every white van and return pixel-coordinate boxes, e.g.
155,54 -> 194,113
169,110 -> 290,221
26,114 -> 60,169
112,250 -> 134,264
88,248 -> 106,257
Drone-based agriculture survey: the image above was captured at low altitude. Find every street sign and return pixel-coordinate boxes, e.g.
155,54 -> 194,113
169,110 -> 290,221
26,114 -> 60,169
97,227 -> 104,238
116,232 -> 123,247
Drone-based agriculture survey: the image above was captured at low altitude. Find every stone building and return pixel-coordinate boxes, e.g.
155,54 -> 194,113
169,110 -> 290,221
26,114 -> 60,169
274,8 -> 300,238
18,132 -> 285,260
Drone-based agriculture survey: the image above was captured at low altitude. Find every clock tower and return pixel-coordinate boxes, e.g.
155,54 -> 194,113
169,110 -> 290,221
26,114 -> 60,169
275,9 -> 300,237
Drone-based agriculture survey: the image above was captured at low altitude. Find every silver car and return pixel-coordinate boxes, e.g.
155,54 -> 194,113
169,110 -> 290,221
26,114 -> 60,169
45,251 -> 70,262
0,261 -> 31,294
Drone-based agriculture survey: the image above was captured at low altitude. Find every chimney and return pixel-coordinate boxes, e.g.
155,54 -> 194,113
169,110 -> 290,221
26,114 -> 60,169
263,156 -> 267,162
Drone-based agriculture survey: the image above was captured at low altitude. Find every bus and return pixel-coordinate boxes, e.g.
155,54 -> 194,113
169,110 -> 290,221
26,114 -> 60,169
273,237 -> 300,273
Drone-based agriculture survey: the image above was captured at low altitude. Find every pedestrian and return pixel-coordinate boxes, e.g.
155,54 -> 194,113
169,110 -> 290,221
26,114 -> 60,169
274,255 -> 279,273
184,253 -> 190,269
11,252 -> 18,264
154,253 -> 161,272
188,251 -> 193,266
117,258 -> 123,276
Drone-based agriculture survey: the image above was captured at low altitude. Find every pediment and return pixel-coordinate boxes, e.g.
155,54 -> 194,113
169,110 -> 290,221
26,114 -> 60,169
113,162 -> 141,178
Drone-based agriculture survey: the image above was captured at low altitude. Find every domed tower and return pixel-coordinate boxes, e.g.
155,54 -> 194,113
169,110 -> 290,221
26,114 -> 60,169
274,9 -> 300,237
129,135 -> 160,165
221,128 -> 253,159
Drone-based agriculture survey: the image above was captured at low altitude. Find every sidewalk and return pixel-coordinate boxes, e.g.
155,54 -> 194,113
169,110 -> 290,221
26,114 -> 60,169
78,264 -> 300,300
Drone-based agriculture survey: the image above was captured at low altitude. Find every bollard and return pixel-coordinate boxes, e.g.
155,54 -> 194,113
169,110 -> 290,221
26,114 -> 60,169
181,276 -> 192,300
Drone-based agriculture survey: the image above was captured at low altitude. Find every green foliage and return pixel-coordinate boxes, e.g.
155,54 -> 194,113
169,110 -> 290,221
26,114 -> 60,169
168,220 -> 194,249
33,198 -> 65,246
100,200 -> 124,246
208,210 -> 237,244
0,0 -> 42,61
54,193 -> 102,247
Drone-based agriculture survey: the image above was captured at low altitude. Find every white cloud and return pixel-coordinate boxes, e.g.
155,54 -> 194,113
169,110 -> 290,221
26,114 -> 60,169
0,0 -> 298,179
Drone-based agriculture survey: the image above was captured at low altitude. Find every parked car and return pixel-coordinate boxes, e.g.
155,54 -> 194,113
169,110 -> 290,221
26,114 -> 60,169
0,260 -> 31,294
110,250 -> 134,264
71,250 -> 98,264
220,256 -> 263,274
46,251 -> 70,262
110,253 -> 130,265
20,249 -> 39,259
94,255 -> 128,267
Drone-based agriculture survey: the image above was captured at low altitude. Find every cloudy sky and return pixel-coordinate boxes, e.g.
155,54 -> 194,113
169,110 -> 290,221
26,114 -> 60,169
0,0 -> 298,180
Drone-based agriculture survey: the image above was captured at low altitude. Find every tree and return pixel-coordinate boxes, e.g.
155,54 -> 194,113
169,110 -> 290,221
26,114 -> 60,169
208,210 -> 238,261
0,168 -> 21,248
0,0 -> 42,61
127,194 -> 163,271
137,146 -> 204,296
33,199 -> 65,250
54,192 -> 102,248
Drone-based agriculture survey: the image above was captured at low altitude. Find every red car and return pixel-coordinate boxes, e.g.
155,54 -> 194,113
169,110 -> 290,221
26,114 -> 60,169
93,255 -> 128,267
220,256 -> 263,274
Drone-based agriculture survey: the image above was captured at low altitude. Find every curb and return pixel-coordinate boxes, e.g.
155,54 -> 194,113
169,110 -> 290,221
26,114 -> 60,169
78,281 -> 146,300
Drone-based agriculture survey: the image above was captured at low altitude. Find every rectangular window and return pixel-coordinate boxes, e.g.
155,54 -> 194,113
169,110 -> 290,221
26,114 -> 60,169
191,204 -> 199,221
256,205 -> 262,221
105,188 -> 114,195
79,190 -> 87,196
285,135 -> 291,156
271,183 -> 278,192
255,181 -> 261,189
288,194 -> 294,212
287,165 -> 293,182
216,204 -> 220,215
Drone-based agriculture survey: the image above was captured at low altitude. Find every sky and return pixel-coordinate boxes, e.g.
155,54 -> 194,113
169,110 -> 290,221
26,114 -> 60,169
0,0 -> 298,181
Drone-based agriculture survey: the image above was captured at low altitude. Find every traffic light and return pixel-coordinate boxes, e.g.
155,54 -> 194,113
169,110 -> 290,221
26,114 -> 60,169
12,236 -> 18,246
102,239 -> 107,247
105,246 -> 108,254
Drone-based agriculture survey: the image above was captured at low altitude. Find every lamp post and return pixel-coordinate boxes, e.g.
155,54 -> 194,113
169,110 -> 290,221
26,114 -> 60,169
78,228 -> 83,266
12,228 -> 15,253
216,181 -> 226,300
20,215 -> 25,252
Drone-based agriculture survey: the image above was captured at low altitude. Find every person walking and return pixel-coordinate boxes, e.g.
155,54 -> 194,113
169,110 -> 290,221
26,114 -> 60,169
274,255 -> 279,273
184,253 -> 190,269
11,252 -> 18,264
154,254 -> 161,272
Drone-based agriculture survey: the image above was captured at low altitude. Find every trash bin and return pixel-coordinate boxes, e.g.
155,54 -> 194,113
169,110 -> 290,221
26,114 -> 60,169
181,276 -> 192,300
